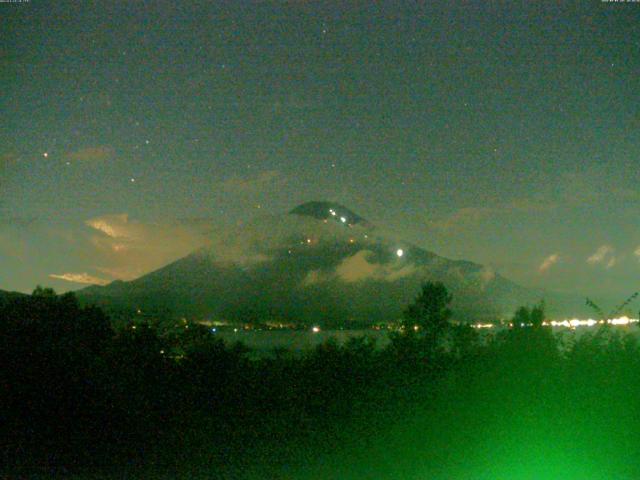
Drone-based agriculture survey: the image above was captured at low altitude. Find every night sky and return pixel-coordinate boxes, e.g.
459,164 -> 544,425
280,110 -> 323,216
2,1 -> 639,300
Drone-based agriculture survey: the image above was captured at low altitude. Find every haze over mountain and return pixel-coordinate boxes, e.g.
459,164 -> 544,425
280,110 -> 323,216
79,202 -> 585,324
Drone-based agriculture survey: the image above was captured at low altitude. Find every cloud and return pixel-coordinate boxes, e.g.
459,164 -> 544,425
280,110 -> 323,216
204,241 -> 272,267
587,245 -> 616,268
306,250 -> 417,284
82,213 -> 210,280
335,251 -> 387,282
538,253 -> 560,273
429,196 -> 557,233
335,251 -> 416,282
429,207 -> 493,232
67,146 -> 114,163
49,272 -> 110,285
221,170 -> 283,193
85,214 -> 131,238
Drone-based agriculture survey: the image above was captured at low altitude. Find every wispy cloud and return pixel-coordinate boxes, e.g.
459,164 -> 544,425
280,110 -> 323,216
221,170 -> 283,193
587,245 -> 616,269
85,214 -> 131,239
49,272 -> 109,285
66,146 -> 114,163
429,196 -> 556,233
429,207 -> 493,232
539,253 -> 560,273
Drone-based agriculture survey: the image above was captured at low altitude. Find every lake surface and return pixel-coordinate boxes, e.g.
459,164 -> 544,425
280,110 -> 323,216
214,329 -> 391,354
213,324 -> 640,356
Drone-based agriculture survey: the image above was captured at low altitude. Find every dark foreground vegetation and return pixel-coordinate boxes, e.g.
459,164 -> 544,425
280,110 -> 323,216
3,284 -> 640,479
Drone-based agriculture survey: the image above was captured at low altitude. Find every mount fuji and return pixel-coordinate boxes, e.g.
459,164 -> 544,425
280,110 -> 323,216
78,201 -> 574,325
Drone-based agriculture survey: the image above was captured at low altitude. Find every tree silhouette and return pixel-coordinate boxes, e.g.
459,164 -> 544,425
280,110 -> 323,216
530,302 -> 545,328
511,302 -> 545,328
401,281 -> 453,357
512,306 -> 529,328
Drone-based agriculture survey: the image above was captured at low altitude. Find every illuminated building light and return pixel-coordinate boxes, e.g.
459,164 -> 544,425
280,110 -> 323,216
543,317 -> 639,329
609,316 -> 637,325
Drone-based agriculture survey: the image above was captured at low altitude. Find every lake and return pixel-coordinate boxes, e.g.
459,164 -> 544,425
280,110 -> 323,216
213,328 -> 391,354
212,323 -> 640,357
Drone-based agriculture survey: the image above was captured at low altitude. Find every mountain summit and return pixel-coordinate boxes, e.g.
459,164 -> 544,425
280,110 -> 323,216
290,201 -> 370,227
79,202 -> 559,324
